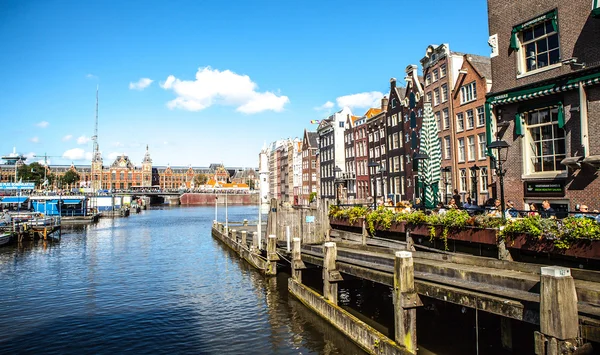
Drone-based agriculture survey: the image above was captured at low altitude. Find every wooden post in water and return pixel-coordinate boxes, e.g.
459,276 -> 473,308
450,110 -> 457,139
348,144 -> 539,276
393,251 -> 420,354
241,231 -> 247,248
361,220 -> 367,246
405,228 -> 415,251
252,231 -> 259,252
291,237 -> 305,283
323,242 -> 341,305
535,266 -> 579,355
266,234 -> 278,276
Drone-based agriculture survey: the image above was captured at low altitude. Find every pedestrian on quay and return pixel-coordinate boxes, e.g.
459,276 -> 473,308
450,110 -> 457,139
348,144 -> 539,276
504,200 -> 519,219
452,189 -> 462,208
540,200 -> 555,219
528,204 -> 539,217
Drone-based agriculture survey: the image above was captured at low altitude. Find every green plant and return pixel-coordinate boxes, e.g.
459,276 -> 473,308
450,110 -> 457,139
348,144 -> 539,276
347,206 -> 368,224
309,192 -> 317,203
554,217 -> 600,249
365,207 -> 395,234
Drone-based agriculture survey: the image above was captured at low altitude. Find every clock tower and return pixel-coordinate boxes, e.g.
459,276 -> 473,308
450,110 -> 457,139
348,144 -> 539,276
142,145 -> 153,187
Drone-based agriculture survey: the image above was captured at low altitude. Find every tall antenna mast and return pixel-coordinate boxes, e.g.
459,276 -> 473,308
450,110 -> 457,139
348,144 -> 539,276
93,85 -> 99,154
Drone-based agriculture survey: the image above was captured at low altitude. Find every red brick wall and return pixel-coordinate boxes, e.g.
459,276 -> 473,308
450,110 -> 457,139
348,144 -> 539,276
180,193 -> 259,205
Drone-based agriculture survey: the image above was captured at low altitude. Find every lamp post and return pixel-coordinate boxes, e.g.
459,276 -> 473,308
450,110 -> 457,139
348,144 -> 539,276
469,164 -> 480,206
412,152 -> 430,210
379,166 -> 387,203
368,161 -> 379,210
441,166 -> 451,204
334,166 -> 342,206
488,140 -> 510,221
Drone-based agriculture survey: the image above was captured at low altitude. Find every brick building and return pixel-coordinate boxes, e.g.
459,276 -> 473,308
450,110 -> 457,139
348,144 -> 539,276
486,0 -> 600,212
318,107 -> 352,204
343,115 -> 359,201
366,105 -> 388,204
452,55 -> 493,206
386,77 -> 406,203
301,130 -> 319,205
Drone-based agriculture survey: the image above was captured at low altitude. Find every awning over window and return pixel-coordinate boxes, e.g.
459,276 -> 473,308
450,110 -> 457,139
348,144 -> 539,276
1,196 -> 29,204
510,9 -> 558,51
488,70 -> 600,106
62,199 -> 84,205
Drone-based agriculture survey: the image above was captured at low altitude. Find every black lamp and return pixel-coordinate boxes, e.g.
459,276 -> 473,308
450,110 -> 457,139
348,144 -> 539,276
488,140 -> 510,221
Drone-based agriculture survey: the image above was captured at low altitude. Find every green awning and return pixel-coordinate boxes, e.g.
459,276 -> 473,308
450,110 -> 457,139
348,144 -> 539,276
594,6 -> 600,18
510,9 -> 558,51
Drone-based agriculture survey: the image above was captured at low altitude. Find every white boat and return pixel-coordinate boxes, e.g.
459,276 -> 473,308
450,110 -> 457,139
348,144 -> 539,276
0,232 -> 11,246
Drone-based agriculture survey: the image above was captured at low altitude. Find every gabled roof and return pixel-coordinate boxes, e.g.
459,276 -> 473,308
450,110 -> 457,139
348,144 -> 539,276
467,55 -> 492,80
363,108 -> 382,118
304,130 -> 318,148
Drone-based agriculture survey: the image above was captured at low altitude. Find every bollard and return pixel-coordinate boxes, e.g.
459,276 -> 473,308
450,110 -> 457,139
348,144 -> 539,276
534,266 -> 579,355
241,231 -> 247,248
266,234 -> 279,276
243,219 -> 248,226
291,237 -> 305,283
252,231 -> 259,252
361,220 -> 367,246
323,242 -> 342,305
393,251 -> 421,354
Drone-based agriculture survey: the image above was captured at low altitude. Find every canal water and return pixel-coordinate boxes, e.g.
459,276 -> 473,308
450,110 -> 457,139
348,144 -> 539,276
0,206 -> 527,354
0,206 -> 364,354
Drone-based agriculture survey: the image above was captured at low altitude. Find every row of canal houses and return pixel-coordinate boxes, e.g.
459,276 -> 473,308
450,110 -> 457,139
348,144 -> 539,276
261,0 -> 600,210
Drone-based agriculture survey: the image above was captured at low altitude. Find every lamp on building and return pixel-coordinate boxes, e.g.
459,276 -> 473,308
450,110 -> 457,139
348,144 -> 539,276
441,166 -> 451,204
412,152 -> 430,210
368,161 -> 380,210
488,140 -> 510,221
334,166 -> 342,206
469,164 -> 480,206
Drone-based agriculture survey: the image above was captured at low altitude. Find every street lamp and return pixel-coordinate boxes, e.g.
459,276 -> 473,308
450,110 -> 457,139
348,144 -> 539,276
469,164 -> 480,206
379,166 -> 387,204
368,161 -> 380,210
334,166 -> 342,206
441,166 -> 451,204
488,140 -> 510,221
413,152 -> 429,209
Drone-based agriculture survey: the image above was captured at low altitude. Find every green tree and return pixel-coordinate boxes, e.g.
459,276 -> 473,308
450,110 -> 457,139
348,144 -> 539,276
62,170 -> 80,187
194,173 -> 209,186
16,162 -> 45,187
246,179 -> 255,190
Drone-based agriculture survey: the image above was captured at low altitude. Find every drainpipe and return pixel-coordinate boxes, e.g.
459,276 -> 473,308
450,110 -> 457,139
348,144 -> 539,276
579,82 -> 589,157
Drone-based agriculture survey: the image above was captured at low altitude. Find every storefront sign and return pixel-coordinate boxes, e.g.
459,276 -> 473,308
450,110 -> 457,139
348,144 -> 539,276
0,182 -> 35,190
305,216 -> 315,223
523,181 -> 565,197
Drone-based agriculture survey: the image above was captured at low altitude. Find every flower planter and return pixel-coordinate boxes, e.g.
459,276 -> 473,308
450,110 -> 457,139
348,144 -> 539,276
330,217 -> 363,229
407,224 -> 498,245
508,234 -> 600,260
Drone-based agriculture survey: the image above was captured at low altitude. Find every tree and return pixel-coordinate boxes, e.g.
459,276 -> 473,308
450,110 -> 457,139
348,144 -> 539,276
194,173 -> 209,186
62,170 -> 80,188
16,162 -> 45,187
246,178 -> 255,190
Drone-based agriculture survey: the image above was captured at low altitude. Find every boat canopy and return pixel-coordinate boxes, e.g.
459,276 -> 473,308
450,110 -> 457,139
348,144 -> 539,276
1,196 -> 29,204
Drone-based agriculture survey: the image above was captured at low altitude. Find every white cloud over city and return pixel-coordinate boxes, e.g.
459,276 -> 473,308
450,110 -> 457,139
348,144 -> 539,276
62,134 -> 73,142
129,78 -> 154,90
160,66 -> 289,114
36,121 -> 49,128
335,91 -> 384,110
77,135 -> 90,145
62,148 -> 91,161
314,101 -> 334,111
30,137 -> 39,143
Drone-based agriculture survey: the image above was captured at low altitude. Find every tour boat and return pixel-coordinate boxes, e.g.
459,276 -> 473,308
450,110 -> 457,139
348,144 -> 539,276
0,232 -> 11,246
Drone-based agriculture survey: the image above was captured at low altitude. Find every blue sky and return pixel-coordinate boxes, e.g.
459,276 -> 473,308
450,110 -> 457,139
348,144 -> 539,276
0,0 -> 490,168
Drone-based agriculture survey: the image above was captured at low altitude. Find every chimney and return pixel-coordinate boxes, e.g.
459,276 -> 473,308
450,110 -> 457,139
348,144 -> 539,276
390,77 -> 397,89
381,96 -> 389,112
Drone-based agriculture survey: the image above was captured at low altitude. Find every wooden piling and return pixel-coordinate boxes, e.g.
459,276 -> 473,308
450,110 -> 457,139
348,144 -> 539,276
241,231 -> 247,248
393,250 -> 420,354
535,266 -> 579,355
292,237 -> 305,283
252,231 -> 259,252
323,242 -> 342,305
266,234 -> 278,276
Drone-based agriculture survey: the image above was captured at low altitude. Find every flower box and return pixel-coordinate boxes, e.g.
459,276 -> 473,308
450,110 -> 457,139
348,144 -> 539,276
508,234 -> 600,259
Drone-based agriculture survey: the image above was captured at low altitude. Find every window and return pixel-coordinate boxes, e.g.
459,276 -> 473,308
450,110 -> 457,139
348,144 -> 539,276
434,89 -> 440,106
379,128 -> 384,137
435,111 -> 441,132
459,169 -> 467,192
468,136 -> 476,161
458,138 -> 465,162
460,82 -> 477,104
399,155 -> 404,171
368,133 -> 373,142
456,113 -> 464,132
480,167 -> 488,192
477,106 -> 485,127
443,108 -> 449,130
392,114 -> 398,126
426,92 -> 432,103
441,84 -> 448,102
392,132 -> 399,149
444,136 -> 451,159
478,133 -> 486,160
520,19 -> 559,73
440,64 -> 447,77
432,69 -> 438,82
466,110 -> 474,129
425,74 -> 431,86
375,146 -> 380,158
393,156 -> 400,172
524,106 -> 566,173
391,98 -> 397,108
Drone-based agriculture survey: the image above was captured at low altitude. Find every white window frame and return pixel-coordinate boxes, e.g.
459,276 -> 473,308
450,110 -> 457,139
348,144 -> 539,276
477,106 -> 485,127
456,113 -> 464,132
522,106 -> 567,176
444,136 -> 451,160
443,108 -> 449,130
458,138 -> 465,162
466,109 -> 474,130
460,82 -> 477,104
477,133 -> 487,160
441,84 -> 448,103
434,88 -> 440,106
517,18 -> 561,77
467,136 -> 476,162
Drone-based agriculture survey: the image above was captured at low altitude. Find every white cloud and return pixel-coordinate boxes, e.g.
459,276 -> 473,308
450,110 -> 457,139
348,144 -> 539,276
129,78 -> 154,90
36,121 -> 49,128
107,152 -> 122,161
30,137 -> 39,143
62,148 -> 87,161
336,91 -> 384,109
62,134 -> 73,142
85,152 -> 93,161
315,101 -> 334,111
77,135 -> 90,145
160,66 -> 289,114
86,74 -> 98,80
111,141 -> 125,147
24,152 -> 36,161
